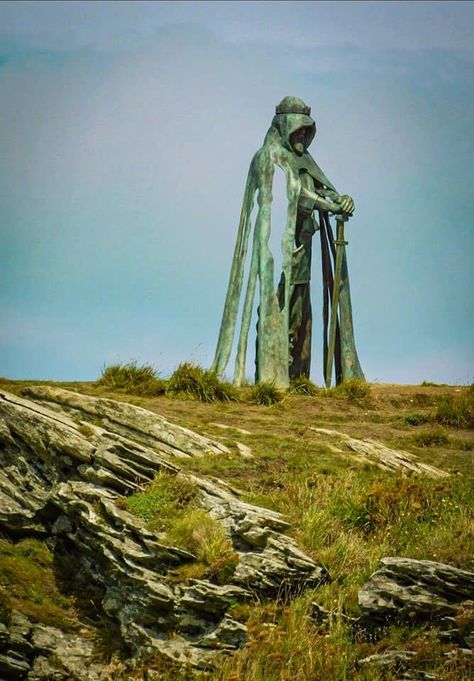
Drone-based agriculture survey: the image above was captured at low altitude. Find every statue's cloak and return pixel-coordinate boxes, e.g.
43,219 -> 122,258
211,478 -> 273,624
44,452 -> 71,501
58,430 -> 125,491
212,111 -> 363,388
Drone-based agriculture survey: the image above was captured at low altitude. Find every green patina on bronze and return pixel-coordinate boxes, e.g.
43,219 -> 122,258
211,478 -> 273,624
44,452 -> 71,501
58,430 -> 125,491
212,96 -> 364,388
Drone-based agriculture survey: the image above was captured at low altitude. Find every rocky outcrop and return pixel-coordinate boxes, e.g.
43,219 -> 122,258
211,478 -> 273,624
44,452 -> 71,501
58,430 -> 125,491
311,428 -> 449,478
358,651 -> 437,680
20,385 -> 231,459
0,387 -> 328,672
0,611 -> 102,681
358,557 -> 474,647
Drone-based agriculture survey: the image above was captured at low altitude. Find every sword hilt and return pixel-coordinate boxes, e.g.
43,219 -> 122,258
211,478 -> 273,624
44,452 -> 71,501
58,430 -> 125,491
334,215 -> 348,245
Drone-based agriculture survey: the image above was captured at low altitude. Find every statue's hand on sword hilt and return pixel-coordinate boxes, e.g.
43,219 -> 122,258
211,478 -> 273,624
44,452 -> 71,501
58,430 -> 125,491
337,194 -> 355,216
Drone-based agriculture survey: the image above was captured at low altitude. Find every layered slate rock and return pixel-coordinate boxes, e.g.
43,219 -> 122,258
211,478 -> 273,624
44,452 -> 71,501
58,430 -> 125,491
358,557 -> 474,648
311,428 -> 449,478
21,385 -> 230,460
358,651 -> 437,680
0,611 -> 102,681
0,388 -> 328,670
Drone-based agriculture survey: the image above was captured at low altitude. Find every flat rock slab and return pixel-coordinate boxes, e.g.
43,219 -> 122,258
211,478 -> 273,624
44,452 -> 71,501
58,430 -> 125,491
358,651 -> 437,680
311,428 -> 449,478
359,557 -> 474,647
21,385 -> 231,459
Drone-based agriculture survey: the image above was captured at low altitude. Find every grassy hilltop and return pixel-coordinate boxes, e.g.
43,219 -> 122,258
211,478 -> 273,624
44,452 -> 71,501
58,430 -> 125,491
0,366 -> 473,680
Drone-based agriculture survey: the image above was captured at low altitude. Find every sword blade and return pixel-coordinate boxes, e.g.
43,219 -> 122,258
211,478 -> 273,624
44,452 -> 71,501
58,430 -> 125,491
325,216 -> 347,387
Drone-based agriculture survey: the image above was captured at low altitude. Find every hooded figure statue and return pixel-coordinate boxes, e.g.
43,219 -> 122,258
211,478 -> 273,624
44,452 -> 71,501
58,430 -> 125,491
211,96 -> 364,389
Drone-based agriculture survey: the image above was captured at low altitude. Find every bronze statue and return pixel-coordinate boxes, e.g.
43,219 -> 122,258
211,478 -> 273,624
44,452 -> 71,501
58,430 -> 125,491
212,96 -> 364,389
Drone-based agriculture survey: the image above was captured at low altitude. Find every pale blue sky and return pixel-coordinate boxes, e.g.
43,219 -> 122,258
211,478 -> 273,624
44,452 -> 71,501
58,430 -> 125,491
1,1 -> 473,384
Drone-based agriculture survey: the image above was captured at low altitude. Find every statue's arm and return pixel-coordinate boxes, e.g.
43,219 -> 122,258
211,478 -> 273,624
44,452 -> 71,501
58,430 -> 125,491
301,187 -> 355,216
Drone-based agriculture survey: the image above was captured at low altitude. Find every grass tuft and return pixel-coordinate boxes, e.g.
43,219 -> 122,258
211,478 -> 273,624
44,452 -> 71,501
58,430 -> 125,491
123,473 -> 238,584
97,361 -> 166,396
289,375 -> 321,396
249,381 -> 282,406
167,509 -> 239,584
335,378 -> 371,401
166,362 -> 238,402
323,378 -> 372,402
0,538 -> 77,630
434,395 -> 473,429
404,412 -> 430,426
123,472 -> 198,523
415,428 -> 450,448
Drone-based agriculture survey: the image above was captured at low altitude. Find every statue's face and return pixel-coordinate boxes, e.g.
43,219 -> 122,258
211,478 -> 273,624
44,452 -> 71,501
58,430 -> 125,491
290,127 -> 307,156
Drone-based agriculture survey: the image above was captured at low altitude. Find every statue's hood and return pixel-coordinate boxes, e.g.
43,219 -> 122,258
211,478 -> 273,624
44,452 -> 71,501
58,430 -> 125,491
271,111 -> 316,153
261,124 -> 335,191
258,97 -> 334,190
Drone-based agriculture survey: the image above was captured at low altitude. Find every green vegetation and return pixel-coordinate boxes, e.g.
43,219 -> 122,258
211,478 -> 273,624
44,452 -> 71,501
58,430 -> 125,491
166,362 -> 238,402
402,390 -> 473,432
122,471 -> 198,523
249,381 -> 282,405
97,361 -> 166,396
320,377 -> 372,403
334,377 -> 372,401
435,394 -> 473,428
0,538 -> 77,630
123,472 -> 238,584
415,427 -> 450,448
289,375 -> 321,396
0,585 -> 12,625
215,596 -> 359,681
167,509 -> 239,584
404,412 -> 430,426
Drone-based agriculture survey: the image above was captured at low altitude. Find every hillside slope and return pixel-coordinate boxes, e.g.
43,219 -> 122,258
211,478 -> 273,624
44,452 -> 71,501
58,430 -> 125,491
0,378 -> 472,680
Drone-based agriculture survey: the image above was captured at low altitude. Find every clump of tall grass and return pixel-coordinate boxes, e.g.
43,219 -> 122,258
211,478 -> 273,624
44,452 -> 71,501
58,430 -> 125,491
249,381 -> 282,406
338,378 -> 371,401
415,428 -> 449,448
97,361 -> 166,396
404,413 -> 430,426
167,508 -> 238,584
289,375 -> 321,396
324,378 -> 371,402
214,595 -> 358,681
122,472 -> 198,523
0,538 -> 77,630
166,362 -> 238,403
434,394 -> 473,428
122,473 -> 238,584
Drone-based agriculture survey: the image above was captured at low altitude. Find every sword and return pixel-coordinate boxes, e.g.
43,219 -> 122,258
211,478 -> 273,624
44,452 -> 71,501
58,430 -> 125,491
325,214 -> 348,388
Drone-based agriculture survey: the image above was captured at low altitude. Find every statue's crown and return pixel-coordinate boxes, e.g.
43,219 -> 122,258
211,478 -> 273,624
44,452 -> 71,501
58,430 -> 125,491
275,96 -> 311,116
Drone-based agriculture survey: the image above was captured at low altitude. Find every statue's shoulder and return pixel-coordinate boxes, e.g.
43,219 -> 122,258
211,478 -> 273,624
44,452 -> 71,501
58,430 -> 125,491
252,143 -> 274,165
250,127 -> 287,174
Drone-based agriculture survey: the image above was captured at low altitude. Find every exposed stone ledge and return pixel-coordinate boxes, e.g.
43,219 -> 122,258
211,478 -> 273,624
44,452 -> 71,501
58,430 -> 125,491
358,557 -> 474,648
311,427 -> 449,478
0,387 -> 328,669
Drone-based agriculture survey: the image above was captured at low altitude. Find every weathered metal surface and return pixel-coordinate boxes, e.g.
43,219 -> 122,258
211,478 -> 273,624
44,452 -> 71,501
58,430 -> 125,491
212,96 -> 364,387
